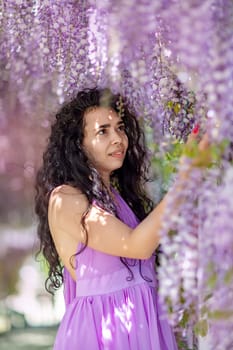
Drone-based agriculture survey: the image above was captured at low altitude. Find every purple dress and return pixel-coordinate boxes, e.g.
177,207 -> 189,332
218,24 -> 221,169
53,191 -> 178,350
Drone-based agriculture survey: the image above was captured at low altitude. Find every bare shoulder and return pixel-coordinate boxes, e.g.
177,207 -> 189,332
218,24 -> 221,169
48,184 -> 89,233
50,184 -> 85,200
49,184 -> 88,215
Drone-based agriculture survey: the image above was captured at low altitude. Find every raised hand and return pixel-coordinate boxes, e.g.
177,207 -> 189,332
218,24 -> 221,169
182,125 -> 211,168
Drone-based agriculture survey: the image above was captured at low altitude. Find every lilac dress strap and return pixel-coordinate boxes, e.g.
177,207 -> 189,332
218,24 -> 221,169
112,188 -> 140,228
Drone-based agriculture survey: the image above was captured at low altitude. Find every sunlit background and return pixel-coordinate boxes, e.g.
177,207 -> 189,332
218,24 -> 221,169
0,114 -> 65,347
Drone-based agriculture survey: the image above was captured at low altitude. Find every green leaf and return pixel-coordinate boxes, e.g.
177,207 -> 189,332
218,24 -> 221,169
179,310 -> 190,328
224,268 -> 233,285
173,103 -> 181,114
206,264 -> 218,289
168,229 -> 178,238
194,319 -> 208,337
209,310 -> 233,320
200,305 -> 209,317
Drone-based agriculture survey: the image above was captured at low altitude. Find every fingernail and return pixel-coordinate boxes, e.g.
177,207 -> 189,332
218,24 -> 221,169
192,124 -> 199,135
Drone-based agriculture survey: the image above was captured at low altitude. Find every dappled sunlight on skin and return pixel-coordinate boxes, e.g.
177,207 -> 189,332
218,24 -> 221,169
87,205 -> 109,226
93,110 -> 114,137
82,205 -> 109,243
91,111 -> 116,146
49,185 -> 85,224
50,191 -> 62,215
83,107 -> 128,185
49,184 -> 135,271
101,297 -> 135,344
48,186 -> 87,280
85,205 -> 130,253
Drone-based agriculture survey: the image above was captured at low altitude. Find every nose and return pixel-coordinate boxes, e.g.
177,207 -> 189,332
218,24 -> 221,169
111,129 -> 122,144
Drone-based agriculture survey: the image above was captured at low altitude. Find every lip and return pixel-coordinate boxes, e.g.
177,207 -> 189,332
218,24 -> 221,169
109,149 -> 125,158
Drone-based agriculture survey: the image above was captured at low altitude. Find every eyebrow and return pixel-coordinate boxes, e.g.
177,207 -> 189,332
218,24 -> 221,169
94,120 -> 124,131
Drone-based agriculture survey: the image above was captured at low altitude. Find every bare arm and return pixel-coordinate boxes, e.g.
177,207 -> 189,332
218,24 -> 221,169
48,132 -> 209,277
48,184 -> 167,262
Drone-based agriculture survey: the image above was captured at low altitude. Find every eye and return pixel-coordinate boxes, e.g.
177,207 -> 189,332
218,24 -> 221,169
97,129 -> 106,135
118,124 -> 126,132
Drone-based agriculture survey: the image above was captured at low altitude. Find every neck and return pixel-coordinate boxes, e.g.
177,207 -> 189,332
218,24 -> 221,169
100,172 -> 111,191
100,174 -> 117,204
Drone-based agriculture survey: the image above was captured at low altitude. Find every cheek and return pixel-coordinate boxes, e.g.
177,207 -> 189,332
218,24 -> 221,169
83,140 -> 103,165
83,135 -> 97,153
124,135 -> 129,149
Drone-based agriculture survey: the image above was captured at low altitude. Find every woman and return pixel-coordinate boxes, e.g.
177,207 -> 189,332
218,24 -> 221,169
35,87 -> 205,349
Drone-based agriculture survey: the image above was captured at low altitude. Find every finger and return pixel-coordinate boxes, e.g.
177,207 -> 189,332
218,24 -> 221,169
192,124 -> 200,135
198,133 -> 209,151
187,124 -> 200,144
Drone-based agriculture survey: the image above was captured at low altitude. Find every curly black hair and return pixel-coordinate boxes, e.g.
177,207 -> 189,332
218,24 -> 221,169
35,87 -> 154,293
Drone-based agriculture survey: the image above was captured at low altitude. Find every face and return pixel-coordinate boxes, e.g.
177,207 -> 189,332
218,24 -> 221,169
82,106 -> 128,183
